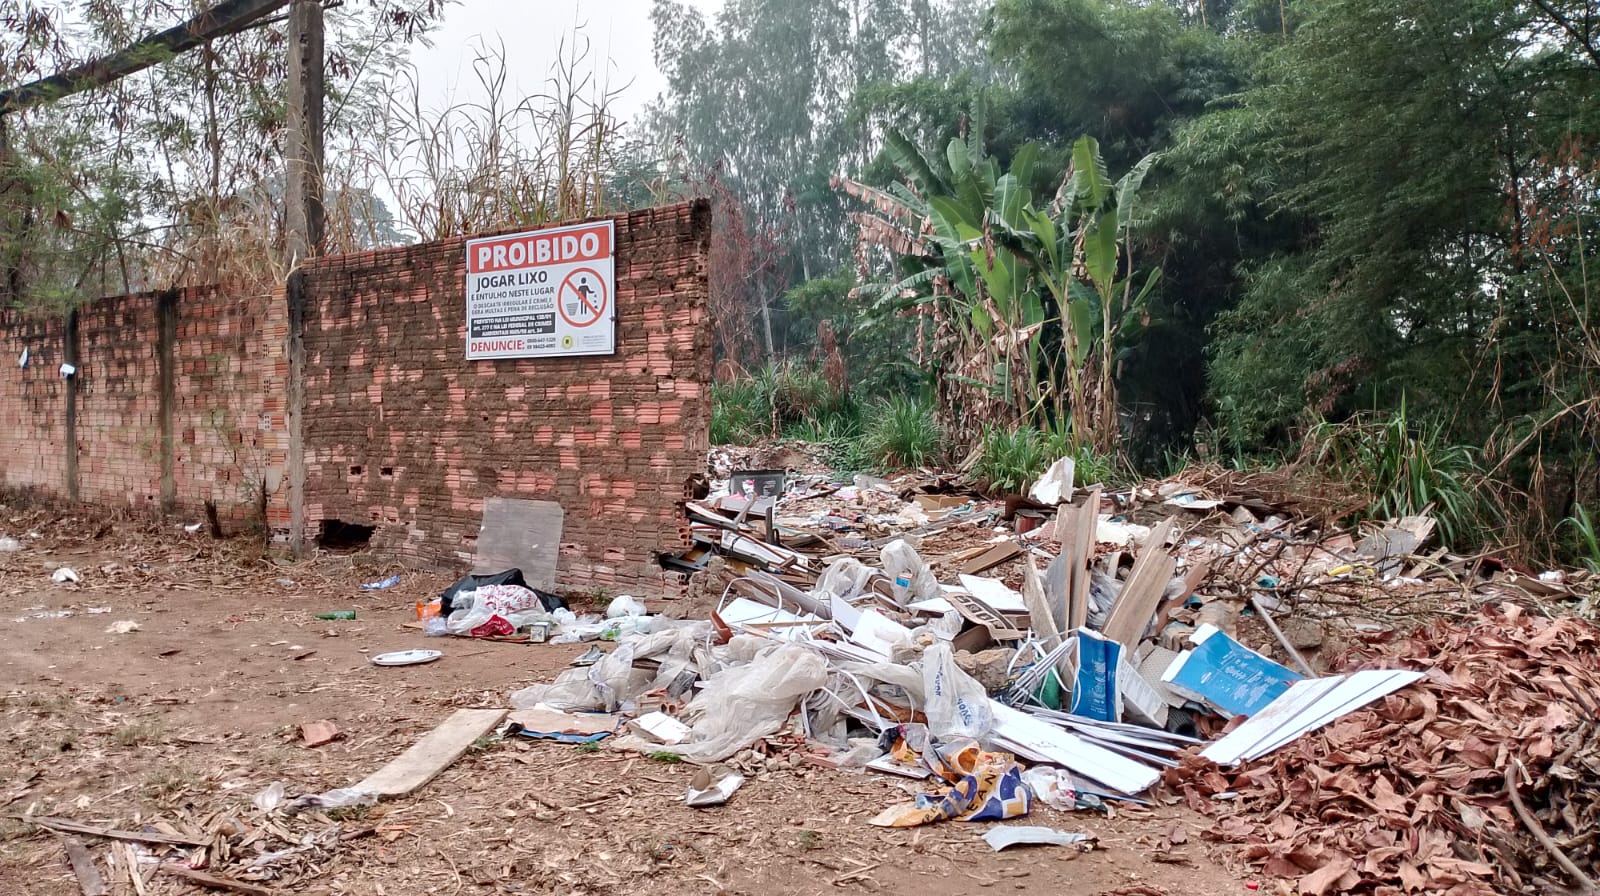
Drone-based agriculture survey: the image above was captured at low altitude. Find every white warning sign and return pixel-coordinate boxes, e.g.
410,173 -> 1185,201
464,220 -> 616,360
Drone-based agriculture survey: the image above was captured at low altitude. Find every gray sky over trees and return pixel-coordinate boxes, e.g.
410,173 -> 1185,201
408,0 -> 724,122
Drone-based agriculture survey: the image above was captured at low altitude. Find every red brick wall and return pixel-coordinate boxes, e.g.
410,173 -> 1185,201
0,309 -> 68,492
299,201 -> 712,596
0,286 -> 291,527
169,286 -> 292,529
77,292 -> 163,511
0,201 -> 710,596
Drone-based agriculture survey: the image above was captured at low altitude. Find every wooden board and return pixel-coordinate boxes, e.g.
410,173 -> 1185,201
23,816 -> 207,847
355,709 -> 507,798
156,865 -> 272,896
1064,487 -> 1101,630
57,834 -> 106,896
1099,517 -> 1177,648
960,540 -> 1023,576
1020,556 -> 1061,645
1153,557 -> 1213,632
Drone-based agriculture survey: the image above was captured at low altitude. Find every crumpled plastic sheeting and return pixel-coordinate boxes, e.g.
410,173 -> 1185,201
922,642 -> 994,740
510,627 -> 705,712
813,557 -> 875,603
869,735 -> 1032,827
660,642 -> 830,763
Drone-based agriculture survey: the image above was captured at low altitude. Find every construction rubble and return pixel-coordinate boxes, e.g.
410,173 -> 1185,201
388,456 -> 1599,896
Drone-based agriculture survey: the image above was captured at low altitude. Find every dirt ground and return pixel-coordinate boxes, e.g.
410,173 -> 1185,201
0,511 -> 1252,896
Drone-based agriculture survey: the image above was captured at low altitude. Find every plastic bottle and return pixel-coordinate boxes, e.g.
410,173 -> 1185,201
315,610 -> 357,621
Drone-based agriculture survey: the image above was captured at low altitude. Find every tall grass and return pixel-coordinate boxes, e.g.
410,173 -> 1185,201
352,32 -> 627,242
864,395 -> 942,470
1562,505 -> 1600,573
970,424 -> 1117,495
709,360 -> 857,446
1305,405 -> 1495,548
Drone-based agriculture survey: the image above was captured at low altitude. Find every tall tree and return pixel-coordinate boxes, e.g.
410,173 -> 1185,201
648,0 -> 990,363
0,0 -> 445,306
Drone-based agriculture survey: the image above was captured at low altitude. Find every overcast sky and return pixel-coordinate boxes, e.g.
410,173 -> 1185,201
407,0 -> 724,126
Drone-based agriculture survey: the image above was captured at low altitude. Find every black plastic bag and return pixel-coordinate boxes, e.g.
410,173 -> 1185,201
439,569 -> 567,614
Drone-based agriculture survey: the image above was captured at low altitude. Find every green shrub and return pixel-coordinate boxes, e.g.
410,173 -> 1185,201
865,394 -> 942,469
1306,404 -> 1494,548
709,377 -> 774,445
710,360 -> 856,446
972,425 -> 1047,494
1562,505 -> 1600,573
972,424 -> 1118,494
786,411 -> 873,473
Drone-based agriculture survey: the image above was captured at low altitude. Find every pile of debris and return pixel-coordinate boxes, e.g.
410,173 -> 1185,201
311,454 -> 1597,893
1174,605 -> 1600,895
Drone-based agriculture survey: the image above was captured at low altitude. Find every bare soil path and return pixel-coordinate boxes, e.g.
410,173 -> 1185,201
0,511 -> 1249,896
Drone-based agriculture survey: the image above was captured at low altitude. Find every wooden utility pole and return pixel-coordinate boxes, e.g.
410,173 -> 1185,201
284,0 -> 323,557
283,0 -> 325,266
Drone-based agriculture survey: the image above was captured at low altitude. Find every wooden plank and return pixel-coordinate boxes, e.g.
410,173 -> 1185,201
156,865 -> 274,896
20,816 -> 208,847
1020,556 -> 1061,645
355,709 -> 507,798
1152,557 -> 1212,632
57,834 -> 107,896
960,540 -> 1023,576
1068,487 -> 1101,630
121,844 -> 148,896
1099,517 -> 1177,648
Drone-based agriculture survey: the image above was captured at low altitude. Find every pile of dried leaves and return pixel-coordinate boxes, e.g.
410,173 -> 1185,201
1169,604 -> 1600,896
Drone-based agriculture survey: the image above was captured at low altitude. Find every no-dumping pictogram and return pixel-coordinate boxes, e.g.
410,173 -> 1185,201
558,267 -> 609,328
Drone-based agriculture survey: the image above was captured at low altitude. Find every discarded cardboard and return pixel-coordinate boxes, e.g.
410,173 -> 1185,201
686,766 -> 745,808
628,711 -> 691,745
956,575 -> 1028,613
508,708 -> 618,743
354,708 -> 507,799
1161,624 -> 1302,718
1070,629 -> 1122,722
1028,456 -> 1076,505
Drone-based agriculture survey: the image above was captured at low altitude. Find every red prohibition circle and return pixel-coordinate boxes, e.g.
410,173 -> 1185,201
557,267 -> 609,328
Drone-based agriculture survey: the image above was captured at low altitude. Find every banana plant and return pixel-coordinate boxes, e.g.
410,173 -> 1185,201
839,126 -> 1159,454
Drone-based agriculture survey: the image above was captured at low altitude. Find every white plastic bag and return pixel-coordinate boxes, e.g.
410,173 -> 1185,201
510,668 -> 603,711
813,557 -> 875,603
446,584 -> 541,636
664,643 -> 829,763
606,595 -> 647,618
921,642 -> 994,739
1020,766 -> 1101,812
879,539 -> 939,606
1028,456 -> 1076,505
